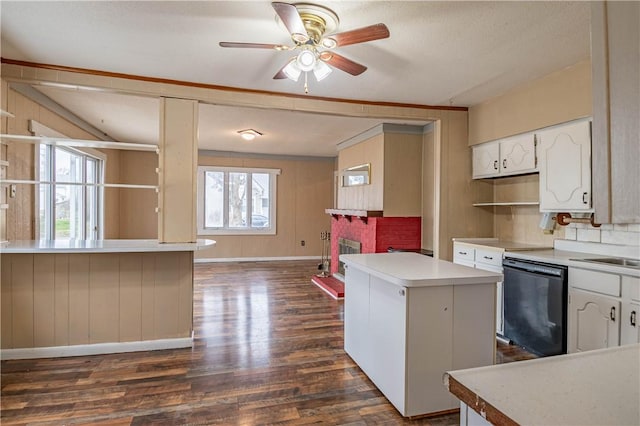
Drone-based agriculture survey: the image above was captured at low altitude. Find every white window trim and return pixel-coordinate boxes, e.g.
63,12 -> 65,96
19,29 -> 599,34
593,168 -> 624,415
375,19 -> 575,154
30,120 -> 106,240
197,165 -> 280,236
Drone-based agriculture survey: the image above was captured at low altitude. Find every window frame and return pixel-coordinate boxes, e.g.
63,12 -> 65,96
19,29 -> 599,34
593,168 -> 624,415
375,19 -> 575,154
31,120 -> 106,240
197,165 -> 280,236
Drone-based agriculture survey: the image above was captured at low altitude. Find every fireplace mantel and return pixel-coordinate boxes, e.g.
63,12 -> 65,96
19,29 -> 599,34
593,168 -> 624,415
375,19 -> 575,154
325,209 -> 383,224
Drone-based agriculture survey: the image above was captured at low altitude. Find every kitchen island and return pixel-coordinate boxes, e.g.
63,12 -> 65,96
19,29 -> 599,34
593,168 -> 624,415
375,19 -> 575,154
1,239 -> 214,360
341,252 -> 503,417
445,343 -> 640,425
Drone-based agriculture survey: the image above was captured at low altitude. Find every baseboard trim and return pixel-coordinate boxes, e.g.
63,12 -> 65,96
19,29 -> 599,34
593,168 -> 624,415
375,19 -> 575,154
0,337 -> 193,360
195,256 -> 324,263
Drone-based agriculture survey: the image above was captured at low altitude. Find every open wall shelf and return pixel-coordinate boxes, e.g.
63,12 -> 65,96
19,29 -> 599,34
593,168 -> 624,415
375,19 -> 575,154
472,201 -> 539,207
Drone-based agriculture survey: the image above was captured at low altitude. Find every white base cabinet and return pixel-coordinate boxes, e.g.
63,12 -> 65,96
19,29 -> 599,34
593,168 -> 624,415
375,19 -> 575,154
568,268 -> 640,353
344,264 -> 496,417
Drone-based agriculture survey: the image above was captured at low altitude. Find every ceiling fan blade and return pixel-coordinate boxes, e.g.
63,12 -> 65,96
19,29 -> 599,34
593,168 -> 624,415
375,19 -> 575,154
320,52 -> 367,76
273,65 -> 288,79
219,42 -> 289,50
272,2 -> 308,42
324,23 -> 390,47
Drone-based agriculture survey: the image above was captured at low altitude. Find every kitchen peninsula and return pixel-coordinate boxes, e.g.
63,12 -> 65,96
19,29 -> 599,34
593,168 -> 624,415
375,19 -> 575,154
445,343 -> 640,425
0,239 -> 214,360
341,252 -> 503,417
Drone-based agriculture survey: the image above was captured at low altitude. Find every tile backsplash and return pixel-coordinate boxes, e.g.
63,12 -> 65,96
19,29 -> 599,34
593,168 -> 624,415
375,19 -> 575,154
563,223 -> 640,246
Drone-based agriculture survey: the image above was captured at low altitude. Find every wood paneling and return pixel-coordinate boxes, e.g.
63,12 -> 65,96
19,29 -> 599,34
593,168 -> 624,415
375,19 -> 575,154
337,134 -> 385,211
119,151 -> 158,239
0,252 -> 193,349
383,132 -> 423,217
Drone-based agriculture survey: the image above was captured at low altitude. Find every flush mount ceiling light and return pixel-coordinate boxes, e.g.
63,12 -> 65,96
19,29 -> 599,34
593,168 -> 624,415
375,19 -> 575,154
237,129 -> 263,141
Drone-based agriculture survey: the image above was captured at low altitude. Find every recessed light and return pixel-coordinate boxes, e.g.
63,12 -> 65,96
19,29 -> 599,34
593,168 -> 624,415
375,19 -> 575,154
237,129 -> 263,141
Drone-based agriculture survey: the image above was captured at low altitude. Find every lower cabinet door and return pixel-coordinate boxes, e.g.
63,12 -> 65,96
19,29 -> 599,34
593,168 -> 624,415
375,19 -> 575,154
621,301 -> 640,345
343,266 -> 371,371
568,289 -> 621,352
368,275 -> 407,414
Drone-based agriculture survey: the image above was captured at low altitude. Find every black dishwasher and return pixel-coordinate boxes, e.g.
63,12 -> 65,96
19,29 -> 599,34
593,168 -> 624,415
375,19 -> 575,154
502,258 -> 568,357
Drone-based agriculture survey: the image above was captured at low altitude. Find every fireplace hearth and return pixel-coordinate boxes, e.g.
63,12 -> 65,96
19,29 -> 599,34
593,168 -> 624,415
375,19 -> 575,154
338,238 -> 361,277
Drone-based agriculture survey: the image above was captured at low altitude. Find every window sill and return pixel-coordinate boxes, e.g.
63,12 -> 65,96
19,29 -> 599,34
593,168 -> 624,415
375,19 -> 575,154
198,228 -> 276,236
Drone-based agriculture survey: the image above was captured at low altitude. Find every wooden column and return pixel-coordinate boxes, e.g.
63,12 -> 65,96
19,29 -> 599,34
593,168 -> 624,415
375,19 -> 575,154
158,98 -> 198,243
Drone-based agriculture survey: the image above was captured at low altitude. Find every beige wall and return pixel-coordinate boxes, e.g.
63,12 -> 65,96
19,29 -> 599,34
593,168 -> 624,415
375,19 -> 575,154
469,59 -> 592,145
195,153 -> 334,260
119,150 -> 158,239
337,134 -> 384,211
383,132 -> 423,217
468,60 -> 592,245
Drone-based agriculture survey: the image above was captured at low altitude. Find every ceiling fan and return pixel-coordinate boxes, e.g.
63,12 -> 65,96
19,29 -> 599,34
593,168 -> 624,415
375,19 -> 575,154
219,2 -> 390,92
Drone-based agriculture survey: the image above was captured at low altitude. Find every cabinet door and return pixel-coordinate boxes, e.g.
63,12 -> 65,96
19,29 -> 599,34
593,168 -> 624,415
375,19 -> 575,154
568,289 -> 620,353
499,133 -> 537,176
368,275 -> 407,414
592,2 -> 640,224
538,120 -> 592,212
621,301 -> 640,346
472,142 -> 499,179
343,265 -> 371,370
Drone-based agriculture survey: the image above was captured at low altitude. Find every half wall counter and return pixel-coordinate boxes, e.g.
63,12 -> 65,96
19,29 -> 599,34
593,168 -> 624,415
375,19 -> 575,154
0,239 -> 215,360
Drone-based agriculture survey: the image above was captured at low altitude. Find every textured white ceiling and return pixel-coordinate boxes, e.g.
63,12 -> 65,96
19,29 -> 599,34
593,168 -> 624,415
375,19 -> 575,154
0,1 -> 591,156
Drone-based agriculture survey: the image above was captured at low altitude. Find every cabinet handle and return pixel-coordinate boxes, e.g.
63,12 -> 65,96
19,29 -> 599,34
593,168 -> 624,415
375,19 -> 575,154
610,306 -> 616,322
493,160 -> 498,170
631,311 -> 637,327
399,289 -> 405,296
483,255 -> 493,260
502,159 -> 507,169
582,192 -> 588,204
459,251 -> 467,255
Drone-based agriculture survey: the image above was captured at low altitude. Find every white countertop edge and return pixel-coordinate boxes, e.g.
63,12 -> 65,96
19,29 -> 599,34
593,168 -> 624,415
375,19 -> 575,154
341,253 -> 503,287
0,239 -> 216,254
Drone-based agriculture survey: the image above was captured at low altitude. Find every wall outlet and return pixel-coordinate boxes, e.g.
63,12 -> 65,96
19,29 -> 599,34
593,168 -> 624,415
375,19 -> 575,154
9,184 -> 16,198
300,240 -> 305,246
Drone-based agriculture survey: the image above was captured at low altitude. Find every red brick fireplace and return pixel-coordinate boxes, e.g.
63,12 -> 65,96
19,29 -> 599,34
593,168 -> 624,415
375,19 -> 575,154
329,213 -> 421,275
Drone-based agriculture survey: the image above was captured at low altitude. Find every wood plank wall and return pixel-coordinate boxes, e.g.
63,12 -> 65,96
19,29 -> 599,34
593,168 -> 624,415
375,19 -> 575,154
1,251 -> 193,349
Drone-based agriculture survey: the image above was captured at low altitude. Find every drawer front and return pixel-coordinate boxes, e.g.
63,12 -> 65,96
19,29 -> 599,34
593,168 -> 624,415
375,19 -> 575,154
623,276 -> 640,302
569,268 -> 621,297
453,244 -> 475,262
475,249 -> 503,268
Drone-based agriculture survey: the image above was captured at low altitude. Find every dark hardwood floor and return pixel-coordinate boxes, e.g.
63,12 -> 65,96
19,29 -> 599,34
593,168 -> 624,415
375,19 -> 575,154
1,260 -> 535,425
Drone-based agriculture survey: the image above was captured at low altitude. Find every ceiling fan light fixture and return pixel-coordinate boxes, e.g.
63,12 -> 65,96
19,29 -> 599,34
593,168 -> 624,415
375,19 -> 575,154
313,60 -> 332,81
237,129 -> 263,141
296,49 -> 317,72
282,58 -> 302,81
321,37 -> 337,49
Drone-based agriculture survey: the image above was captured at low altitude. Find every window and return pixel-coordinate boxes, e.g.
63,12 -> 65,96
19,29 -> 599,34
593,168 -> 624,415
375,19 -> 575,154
197,166 -> 280,235
33,121 -> 105,240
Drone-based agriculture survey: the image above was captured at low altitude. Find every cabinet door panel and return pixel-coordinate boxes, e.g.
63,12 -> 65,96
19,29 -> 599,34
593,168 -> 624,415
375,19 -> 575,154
568,289 -> 620,353
621,302 -> 640,346
538,120 -> 592,212
344,266 -> 371,370
499,133 -> 537,175
472,142 -> 499,179
369,275 -> 407,413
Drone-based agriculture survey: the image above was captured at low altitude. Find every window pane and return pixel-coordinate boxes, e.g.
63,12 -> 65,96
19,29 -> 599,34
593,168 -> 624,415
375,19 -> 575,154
204,171 -> 224,228
55,148 -> 83,240
38,145 -> 50,239
86,159 -> 98,239
228,172 -> 247,228
251,173 -> 270,228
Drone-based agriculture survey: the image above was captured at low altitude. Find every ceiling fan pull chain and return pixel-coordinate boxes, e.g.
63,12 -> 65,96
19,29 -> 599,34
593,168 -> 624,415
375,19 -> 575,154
304,72 -> 309,94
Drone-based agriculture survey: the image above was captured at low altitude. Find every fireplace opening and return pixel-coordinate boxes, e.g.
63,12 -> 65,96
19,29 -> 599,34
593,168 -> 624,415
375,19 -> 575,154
338,237 -> 361,278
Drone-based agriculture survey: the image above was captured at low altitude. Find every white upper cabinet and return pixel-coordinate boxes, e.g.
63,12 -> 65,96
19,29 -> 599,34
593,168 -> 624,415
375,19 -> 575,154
499,133 -> 537,176
472,133 -> 536,179
538,120 -> 592,212
591,1 -> 640,223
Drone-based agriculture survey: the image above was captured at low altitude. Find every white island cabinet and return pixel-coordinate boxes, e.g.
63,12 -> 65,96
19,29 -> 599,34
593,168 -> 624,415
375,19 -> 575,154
341,252 -> 502,417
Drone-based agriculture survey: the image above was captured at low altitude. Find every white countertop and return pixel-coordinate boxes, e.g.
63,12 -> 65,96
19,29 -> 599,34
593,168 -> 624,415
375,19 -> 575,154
445,344 -> 640,425
453,238 -> 553,252
0,239 -> 216,254
340,252 -> 503,287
